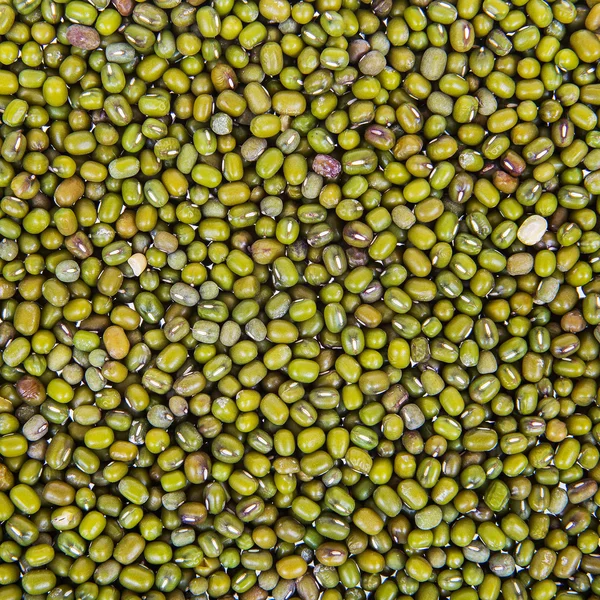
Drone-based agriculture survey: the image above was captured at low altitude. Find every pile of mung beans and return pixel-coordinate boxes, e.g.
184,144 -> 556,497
0,0 -> 600,598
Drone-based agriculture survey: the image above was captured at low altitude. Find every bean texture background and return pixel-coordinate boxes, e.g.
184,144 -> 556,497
0,0 -> 600,599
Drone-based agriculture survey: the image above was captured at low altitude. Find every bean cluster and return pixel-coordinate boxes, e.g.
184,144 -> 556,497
1,0 -> 600,599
